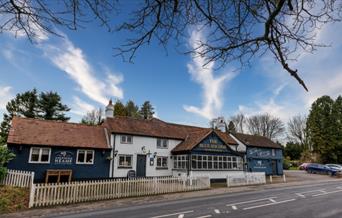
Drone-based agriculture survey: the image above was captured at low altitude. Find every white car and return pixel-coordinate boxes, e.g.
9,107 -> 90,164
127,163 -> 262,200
325,164 -> 342,171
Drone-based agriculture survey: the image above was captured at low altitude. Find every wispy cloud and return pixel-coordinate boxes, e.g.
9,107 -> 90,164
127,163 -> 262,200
41,36 -> 124,105
70,96 -> 96,116
0,86 -> 13,110
183,30 -> 238,120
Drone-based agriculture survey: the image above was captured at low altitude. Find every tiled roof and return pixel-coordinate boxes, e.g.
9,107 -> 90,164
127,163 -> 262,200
232,133 -> 282,149
103,116 -> 205,140
172,129 -> 239,153
7,117 -> 110,149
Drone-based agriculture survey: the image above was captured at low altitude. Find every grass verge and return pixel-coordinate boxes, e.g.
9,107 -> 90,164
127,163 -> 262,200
0,185 -> 29,213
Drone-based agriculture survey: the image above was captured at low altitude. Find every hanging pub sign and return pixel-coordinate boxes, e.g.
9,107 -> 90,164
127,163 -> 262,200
54,151 -> 73,164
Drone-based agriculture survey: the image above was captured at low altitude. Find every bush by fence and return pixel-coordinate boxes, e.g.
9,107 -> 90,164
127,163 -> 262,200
29,176 -> 210,208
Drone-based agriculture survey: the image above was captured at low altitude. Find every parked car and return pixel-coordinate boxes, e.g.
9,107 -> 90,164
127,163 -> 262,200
325,164 -> 342,172
306,163 -> 338,176
299,163 -> 310,170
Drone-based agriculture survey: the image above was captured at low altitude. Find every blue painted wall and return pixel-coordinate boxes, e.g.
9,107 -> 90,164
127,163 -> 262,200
246,146 -> 283,175
7,144 -> 111,183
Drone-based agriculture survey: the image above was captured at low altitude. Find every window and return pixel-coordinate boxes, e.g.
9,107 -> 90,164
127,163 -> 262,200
118,155 -> 132,168
173,155 -> 188,169
121,135 -> 133,144
156,156 -> 168,169
29,147 -> 51,163
76,150 -> 94,164
157,138 -> 168,149
272,149 -> 276,156
190,155 -> 243,170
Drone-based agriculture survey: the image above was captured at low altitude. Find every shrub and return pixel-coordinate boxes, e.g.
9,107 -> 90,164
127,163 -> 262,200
0,146 -> 15,181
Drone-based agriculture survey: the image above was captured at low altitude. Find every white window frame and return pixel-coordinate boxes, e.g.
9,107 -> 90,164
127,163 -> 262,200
28,147 -> 51,164
76,149 -> 95,165
157,138 -> 168,149
118,154 -> 133,168
120,135 -> 133,144
156,156 -> 168,169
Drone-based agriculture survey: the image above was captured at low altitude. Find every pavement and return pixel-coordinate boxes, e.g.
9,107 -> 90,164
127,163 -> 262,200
2,170 -> 341,218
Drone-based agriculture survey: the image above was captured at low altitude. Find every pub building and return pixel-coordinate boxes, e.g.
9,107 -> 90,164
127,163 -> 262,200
6,101 -> 282,183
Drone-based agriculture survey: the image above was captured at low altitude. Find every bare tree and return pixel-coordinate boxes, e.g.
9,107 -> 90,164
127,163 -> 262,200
228,113 -> 245,133
1,1 -> 341,90
81,108 -> 104,125
246,113 -> 285,140
287,114 -> 308,148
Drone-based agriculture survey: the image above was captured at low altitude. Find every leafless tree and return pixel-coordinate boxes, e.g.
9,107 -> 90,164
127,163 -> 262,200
81,108 -> 104,125
1,1 -> 342,90
228,113 -> 246,133
287,114 -> 308,148
246,113 -> 285,140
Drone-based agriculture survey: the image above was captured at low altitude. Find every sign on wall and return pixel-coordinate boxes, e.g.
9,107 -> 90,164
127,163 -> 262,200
248,148 -> 272,157
195,135 -> 228,152
54,151 -> 73,164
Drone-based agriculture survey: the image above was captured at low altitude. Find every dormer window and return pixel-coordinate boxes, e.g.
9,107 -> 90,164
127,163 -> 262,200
121,135 -> 133,144
157,138 -> 168,149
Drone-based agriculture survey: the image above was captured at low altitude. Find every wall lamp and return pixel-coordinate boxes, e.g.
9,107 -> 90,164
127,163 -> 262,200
114,150 -> 118,157
153,152 -> 157,158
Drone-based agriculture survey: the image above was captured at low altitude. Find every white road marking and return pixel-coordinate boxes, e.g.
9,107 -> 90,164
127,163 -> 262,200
150,210 -> 194,218
269,198 -> 277,203
226,197 -> 277,207
313,189 -> 342,197
232,205 -> 238,210
196,215 -> 212,218
214,209 -> 220,214
178,214 -> 184,218
295,189 -> 326,198
243,199 -> 296,210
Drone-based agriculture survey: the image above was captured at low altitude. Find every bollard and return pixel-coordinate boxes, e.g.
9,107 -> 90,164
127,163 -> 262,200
269,175 -> 273,183
283,174 -> 286,183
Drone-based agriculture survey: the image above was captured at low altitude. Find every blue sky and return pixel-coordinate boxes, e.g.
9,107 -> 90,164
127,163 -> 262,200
1,11 -> 342,128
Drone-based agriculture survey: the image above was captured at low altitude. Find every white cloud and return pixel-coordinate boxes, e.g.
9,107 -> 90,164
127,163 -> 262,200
42,37 -> 124,105
0,86 -> 13,110
183,30 -> 238,120
70,96 -> 96,116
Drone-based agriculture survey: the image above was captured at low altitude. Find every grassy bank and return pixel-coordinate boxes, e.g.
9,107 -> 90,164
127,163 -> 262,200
0,185 -> 29,213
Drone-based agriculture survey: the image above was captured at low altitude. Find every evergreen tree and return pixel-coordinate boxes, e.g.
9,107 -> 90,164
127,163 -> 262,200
284,142 -> 303,160
306,95 -> 336,163
38,91 -> 70,121
228,121 -> 236,133
0,89 -> 70,144
113,100 -> 127,116
0,89 -> 39,144
125,100 -> 141,118
139,101 -> 154,119
332,95 -> 342,162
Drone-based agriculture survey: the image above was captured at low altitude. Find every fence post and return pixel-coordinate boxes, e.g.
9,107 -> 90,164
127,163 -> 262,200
29,183 -> 36,208
269,175 -> 273,183
283,174 -> 286,183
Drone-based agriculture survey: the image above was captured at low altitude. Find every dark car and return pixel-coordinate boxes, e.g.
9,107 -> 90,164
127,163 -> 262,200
306,163 -> 338,176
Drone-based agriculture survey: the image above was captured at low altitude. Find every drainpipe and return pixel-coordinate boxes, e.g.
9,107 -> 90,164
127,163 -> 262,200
112,134 -> 116,177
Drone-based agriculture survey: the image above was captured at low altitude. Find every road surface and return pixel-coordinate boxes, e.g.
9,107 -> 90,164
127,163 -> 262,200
46,180 -> 342,218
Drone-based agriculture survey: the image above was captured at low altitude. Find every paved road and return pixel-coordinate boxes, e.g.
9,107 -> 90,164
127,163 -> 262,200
47,180 -> 342,218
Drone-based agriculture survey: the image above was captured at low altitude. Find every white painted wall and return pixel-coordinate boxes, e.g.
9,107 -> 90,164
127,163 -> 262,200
229,134 -> 246,152
111,134 -> 182,177
189,170 -> 244,179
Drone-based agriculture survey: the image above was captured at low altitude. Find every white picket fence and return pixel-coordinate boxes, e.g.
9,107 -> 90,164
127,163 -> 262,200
29,176 -> 210,208
227,172 -> 266,187
0,169 -> 34,188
